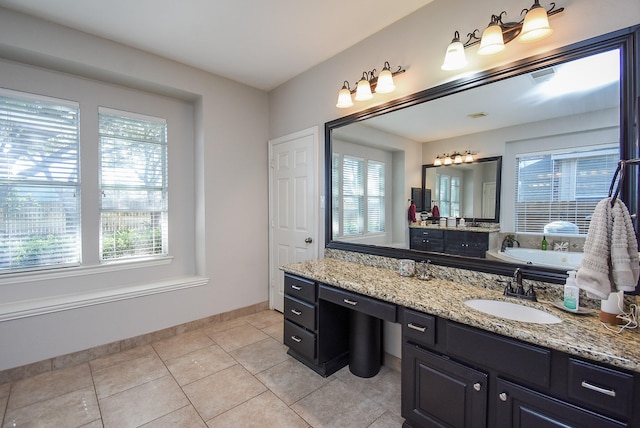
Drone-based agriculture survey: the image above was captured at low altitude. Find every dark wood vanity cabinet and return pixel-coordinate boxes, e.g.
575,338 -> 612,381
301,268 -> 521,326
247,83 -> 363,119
409,229 -> 489,258
401,308 -> 637,428
283,273 -> 349,376
410,229 -> 445,252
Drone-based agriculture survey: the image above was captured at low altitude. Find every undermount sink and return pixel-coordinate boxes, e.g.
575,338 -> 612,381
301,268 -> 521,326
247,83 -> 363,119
464,299 -> 562,324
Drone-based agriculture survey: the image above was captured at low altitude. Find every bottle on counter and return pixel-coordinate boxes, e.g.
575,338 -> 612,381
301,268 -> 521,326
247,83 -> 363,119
563,270 -> 579,312
541,235 -> 548,251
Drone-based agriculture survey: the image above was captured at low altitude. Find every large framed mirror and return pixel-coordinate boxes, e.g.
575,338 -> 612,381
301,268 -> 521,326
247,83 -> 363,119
325,25 -> 639,284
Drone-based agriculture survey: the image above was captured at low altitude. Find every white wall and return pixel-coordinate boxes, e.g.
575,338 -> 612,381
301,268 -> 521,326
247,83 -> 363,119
268,0 -> 639,358
0,8 -> 269,370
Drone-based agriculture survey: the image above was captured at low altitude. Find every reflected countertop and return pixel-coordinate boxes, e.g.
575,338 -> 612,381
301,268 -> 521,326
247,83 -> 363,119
409,222 -> 500,233
281,257 -> 640,373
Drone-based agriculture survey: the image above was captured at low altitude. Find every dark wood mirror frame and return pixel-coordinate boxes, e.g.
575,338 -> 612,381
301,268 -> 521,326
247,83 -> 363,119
325,25 -> 640,285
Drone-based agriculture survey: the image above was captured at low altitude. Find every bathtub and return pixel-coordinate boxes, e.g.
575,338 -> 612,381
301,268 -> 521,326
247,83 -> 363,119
493,247 -> 583,271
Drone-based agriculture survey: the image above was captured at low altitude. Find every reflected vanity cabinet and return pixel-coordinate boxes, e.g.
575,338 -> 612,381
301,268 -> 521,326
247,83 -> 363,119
409,228 -> 495,258
401,307 -> 637,428
283,273 -> 349,376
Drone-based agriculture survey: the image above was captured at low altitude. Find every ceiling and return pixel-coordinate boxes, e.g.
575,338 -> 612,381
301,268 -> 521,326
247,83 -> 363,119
0,0 -> 434,91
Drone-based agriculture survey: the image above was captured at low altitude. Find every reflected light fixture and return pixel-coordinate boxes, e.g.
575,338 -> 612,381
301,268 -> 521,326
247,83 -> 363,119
442,2 -> 564,70
434,151 -> 476,165
336,61 -> 405,108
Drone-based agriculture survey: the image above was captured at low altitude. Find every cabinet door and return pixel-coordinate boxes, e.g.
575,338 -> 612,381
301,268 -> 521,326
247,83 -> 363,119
495,378 -> 628,428
402,344 -> 487,428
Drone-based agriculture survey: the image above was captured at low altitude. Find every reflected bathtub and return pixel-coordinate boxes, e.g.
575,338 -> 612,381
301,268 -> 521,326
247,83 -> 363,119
492,247 -> 582,271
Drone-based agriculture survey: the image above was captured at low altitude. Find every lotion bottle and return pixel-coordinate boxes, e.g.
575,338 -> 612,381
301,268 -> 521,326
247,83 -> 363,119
541,236 -> 548,251
563,270 -> 579,312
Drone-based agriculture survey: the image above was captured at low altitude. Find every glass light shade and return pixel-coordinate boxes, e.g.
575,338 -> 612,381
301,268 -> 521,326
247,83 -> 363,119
464,153 -> 474,163
336,86 -> 354,108
478,24 -> 505,55
519,5 -> 552,42
354,77 -> 373,101
434,157 -> 442,166
454,154 -> 463,164
375,69 -> 395,93
441,40 -> 467,71
443,156 -> 452,165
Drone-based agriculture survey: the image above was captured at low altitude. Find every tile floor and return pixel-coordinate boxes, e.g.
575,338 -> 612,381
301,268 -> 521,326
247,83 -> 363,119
0,310 -> 404,427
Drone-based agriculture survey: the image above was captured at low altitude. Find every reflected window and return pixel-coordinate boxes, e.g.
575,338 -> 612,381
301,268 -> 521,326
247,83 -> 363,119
436,174 -> 460,218
332,154 -> 385,237
515,144 -> 618,234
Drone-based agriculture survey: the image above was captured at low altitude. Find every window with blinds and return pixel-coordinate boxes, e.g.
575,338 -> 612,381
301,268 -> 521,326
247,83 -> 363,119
435,174 -> 460,218
515,145 -> 618,234
0,89 -> 81,272
367,160 -> 385,233
99,107 -> 168,261
332,154 -> 386,237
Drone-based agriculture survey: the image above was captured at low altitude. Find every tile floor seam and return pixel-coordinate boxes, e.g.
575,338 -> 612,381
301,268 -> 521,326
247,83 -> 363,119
87,362 -> 105,428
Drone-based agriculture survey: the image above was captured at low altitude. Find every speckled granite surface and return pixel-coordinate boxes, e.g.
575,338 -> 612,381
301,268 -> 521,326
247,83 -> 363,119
281,257 -> 640,373
409,223 -> 499,233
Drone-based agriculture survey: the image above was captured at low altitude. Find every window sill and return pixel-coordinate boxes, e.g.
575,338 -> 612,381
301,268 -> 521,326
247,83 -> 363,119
0,257 -> 174,286
0,274 -> 209,322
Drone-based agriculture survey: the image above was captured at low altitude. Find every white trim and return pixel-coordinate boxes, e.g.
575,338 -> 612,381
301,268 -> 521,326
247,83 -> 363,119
0,257 -> 173,286
0,275 -> 208,321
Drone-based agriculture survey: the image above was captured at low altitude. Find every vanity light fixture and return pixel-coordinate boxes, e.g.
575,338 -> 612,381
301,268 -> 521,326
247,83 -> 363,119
441,1 -> 564,70
434,151 -> 476,165
336,61 -> 405,108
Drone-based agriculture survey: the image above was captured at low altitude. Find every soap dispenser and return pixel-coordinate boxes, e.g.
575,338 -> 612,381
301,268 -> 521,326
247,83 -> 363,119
541,235 -> 548,251
563,270 -> 579,312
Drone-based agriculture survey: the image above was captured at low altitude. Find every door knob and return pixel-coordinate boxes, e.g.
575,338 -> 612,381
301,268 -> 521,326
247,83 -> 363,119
305,237 -> 313,243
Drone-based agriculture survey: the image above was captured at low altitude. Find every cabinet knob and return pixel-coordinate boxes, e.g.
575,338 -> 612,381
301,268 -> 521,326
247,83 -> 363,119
499,392 -> 508,402
473,383 -> 481,392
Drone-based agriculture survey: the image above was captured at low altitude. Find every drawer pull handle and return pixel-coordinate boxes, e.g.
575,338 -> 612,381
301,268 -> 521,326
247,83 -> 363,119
291,285 -> 302,291
581,381 -> 616,397
407,323 -> 426,333
499,392 -> 508,402
290,309 -> 302,316
343,299 -> 358,306
291,335 -> 302,343
473,383 -> 482,392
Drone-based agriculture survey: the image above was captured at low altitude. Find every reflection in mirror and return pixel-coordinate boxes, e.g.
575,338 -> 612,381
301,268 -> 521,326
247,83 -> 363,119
422,156 -> 501,222
325,25 -> 638,283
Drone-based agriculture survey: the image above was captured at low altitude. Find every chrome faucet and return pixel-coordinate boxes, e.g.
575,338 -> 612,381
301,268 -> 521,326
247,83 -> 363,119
499,267 -> 537,301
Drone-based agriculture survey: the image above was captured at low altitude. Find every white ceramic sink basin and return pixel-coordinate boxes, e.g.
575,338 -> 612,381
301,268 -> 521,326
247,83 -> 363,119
464,299 -> 562,324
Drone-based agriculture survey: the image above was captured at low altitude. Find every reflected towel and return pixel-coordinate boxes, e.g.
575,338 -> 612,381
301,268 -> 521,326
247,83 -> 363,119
576,197 -> 640,299
408,203 -> 417,223
431,204 -> 440,218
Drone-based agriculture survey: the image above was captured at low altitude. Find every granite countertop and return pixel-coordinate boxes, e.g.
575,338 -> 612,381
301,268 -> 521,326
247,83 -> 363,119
281,258 -> 640,373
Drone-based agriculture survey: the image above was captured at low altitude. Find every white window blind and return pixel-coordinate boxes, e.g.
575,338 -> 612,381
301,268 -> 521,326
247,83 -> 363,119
367,160 -> 385,233
515,145 -> 618,234
435,174 -> 460,218
342,156 -> 364,236
99,107 -> 168,261
0,89 -> 81,272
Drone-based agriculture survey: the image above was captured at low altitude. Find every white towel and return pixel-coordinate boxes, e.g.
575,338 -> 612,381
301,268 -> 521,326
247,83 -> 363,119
576,197 -> 640,299
611,200 -> 640,291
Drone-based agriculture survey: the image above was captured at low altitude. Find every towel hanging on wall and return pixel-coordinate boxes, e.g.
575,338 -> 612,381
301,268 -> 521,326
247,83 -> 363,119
408,203 -> 417,223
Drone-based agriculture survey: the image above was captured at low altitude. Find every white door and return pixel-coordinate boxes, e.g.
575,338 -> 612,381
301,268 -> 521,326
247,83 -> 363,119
482,181 -> 496,218
268,127 -> 318,312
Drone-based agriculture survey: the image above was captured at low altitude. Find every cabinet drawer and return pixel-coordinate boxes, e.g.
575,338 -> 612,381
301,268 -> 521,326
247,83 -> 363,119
411,228 -> 444,239
402,309 -> 436,347
447,322 -> 551,389
284,319 -> 316,360
319,284 -> 396,322
567,358 -> 634,420
284,295 -> 316,331
284,274 -> 316,303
